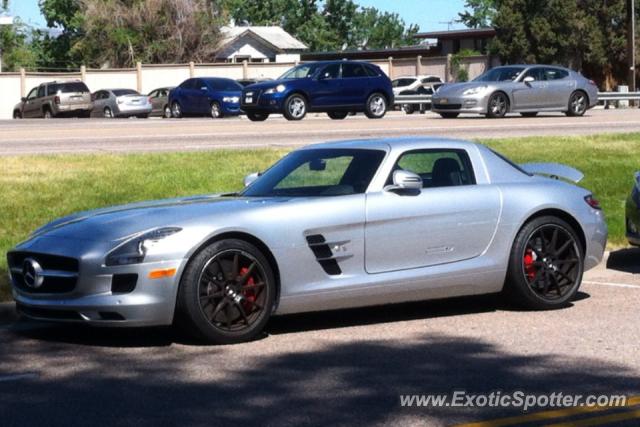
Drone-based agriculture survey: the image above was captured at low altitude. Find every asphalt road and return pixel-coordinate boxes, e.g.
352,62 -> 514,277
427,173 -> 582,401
1,108 -> 640,156
1,249 -> 639,427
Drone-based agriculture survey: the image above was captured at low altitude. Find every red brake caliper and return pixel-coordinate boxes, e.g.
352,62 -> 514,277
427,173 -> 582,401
239,267 -> 256,312
523,249 -> 537,281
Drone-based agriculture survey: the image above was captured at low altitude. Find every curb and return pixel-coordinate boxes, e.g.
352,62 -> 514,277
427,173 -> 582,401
0,302 -> 17,324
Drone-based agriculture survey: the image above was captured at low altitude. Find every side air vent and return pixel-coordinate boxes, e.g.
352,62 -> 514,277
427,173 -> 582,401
305,234 -> 353,276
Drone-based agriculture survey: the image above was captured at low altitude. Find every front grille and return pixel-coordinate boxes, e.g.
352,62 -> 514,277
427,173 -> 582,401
7,251 -> 79,294
434,103 -> 462,110
241,89 -> 262,106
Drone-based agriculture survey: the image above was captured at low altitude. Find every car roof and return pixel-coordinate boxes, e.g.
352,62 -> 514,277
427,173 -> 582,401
304,136 -> 479,152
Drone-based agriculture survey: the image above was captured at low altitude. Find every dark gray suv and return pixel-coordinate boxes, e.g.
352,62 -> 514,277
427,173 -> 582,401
13,80 -> 93,119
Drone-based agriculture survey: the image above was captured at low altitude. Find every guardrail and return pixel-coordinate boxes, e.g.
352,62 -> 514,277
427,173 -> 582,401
394,92 -> 640,106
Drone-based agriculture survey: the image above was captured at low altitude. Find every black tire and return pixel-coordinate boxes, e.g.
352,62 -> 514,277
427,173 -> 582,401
402,104 -> 415,114
327,111 -> 349,120
210,101 -> 223,119
175,239 -> 276,344
439,112 -> 459,119
486,92 -> 509,118
13,110 -> 22,119
521,112 -> 538,117
566,91 -> 588,117
43,108 -> 53,119
364,92 -> 387,119
283,94 -> 307,121
504,216 -> 584,310
171,101 -> 183,118
103,107 -> 114,118
163,105 -> 172,119
246,111 -> 269,122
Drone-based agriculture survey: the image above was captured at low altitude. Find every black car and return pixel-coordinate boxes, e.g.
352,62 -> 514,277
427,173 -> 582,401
626,171 -> 640,246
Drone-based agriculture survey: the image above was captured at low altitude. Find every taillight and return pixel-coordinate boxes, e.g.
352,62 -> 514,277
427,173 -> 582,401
54,96 -> 60,105
588,80 -> 597,86
584,195 -> 601,210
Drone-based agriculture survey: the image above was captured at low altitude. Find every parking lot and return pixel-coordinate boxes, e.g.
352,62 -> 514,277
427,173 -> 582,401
1,108 -> 640,156
0,249 -> 638,427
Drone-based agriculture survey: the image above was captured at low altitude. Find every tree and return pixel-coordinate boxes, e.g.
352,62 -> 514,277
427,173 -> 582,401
0,1 -> 38,71
458,0 -> 497,28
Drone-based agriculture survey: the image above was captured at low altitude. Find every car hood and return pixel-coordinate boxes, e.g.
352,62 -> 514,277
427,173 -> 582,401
435,82 -> 491,96
244,79 -> 298,91
30,194 -> 279,242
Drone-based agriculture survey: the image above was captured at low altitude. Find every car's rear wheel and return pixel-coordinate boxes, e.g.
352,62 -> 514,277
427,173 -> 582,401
327,111 -> 349,120
171,102 -> 183,118
487,92 -> 509,118
43,109 -> 53,119
13,110 -> 22,119
402,104 -> 416,114
246,112 -> 269,122
521,112 -> 538,117
364,93 -> 387,119
504,216 -> 584,310
566,91 -> 588,117
439,112 -> 459,119
210,101 -> 223,119
103,107 -> 114,118
176,239 -> 276,344
163,105 -> 172,118
283,94 -> 307,121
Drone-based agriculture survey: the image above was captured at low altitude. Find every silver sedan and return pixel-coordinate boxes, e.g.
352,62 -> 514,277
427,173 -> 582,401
8,138 -> 607,344
432,65 -> 599,118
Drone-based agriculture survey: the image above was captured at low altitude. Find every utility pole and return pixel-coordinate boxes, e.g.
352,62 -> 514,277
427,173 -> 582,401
629,0 -> 636,94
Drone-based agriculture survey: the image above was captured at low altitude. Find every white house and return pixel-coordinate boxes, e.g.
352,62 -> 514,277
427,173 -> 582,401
216,26 -> 308,63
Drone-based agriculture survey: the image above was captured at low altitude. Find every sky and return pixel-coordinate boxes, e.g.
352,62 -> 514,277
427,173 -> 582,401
7,0 -> 468,32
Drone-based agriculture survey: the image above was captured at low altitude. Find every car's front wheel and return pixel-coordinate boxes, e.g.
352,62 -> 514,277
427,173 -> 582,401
487,92 -> 509,118
327,111 -> 349,120
504,216 -> 584,310
283,94 -> 307,121
566,91 -> 588,117
210,101 -> 223,119
163,105 -> 172,118
364,93 -> 387,119
103,107 -> 114,118
176,239 -> 276,344
171,102 -> 183,118
246,112 -> 269,122
13,110 -> 22,119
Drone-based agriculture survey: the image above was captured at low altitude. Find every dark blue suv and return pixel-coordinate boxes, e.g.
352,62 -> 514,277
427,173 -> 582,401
169,77 -> 243,119
241,61 -> 394,121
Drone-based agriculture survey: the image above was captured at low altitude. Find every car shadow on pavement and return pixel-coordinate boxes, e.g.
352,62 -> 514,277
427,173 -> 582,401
607,247 -> 640,274
0,329 -> 638,426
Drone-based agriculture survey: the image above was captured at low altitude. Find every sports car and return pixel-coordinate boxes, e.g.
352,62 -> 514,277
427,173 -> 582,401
626,171 -> 640,246
7,137 -> 607,344
432,65 -> 598,118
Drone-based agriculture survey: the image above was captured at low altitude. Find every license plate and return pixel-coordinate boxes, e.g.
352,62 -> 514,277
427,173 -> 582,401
440,98 -> 449,104
245,97 -> 253,104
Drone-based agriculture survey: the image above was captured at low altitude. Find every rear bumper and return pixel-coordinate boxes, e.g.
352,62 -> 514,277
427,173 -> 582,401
55,103 -> 93,114
241,92 -> 285,113
115,104 -> 153,116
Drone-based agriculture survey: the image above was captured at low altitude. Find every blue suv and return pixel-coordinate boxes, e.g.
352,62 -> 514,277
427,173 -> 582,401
169,77 -> 243,119
241,61 -> 394,121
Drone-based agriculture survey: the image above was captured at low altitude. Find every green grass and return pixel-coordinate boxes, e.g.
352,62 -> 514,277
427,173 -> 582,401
1,133 -> 637,301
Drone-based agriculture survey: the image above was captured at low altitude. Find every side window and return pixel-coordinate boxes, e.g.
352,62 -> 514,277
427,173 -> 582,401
389,149 -> 476,188
276,156 -> 353,189
320,64 -> 341,79
421,77 -> 442,84
196,79 -> 208,91
180,79 -> 193,89
148,90 -> 158,98
364,65 -> 380,77
37,86 -> 46,98
523,68 -> 545,81
544,68 -> 569,80
342,63 -> 367,78
26,88 -> 38,100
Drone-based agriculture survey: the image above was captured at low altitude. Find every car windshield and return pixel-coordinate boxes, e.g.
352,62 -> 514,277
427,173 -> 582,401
113,89 -> 139,96
392,78 -> 416,88
279,63 -> 324,79
241,149 -> 387,197
474,67 -> 525,82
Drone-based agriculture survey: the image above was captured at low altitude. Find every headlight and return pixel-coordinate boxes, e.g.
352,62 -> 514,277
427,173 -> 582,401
462,86 -> 488,96
222,96 -> 240,103
264,84 -> 286,95
105,227 -> 182,266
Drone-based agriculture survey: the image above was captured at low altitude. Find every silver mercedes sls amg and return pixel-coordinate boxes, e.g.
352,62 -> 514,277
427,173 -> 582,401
432,65 -> 599,119
8,138 -> 607,344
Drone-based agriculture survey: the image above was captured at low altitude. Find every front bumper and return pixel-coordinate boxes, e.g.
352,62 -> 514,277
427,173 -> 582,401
626,191 -> 640,246
431,94 -> 488,114
8,239 -> 187,327
241,91 -> 285,113
221,102 -> 242,115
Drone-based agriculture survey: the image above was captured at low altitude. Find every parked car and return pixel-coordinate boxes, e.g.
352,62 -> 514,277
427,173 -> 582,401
8,137 -> 606,344
392,75 -> 442,97
13,80 -> 92,119
236,78 -> 273,87
168,77 -> 243,119
626,171 -> 640,246
90,89 -> 152,118
148,87 -> 174,118
241,60 -> 394,121
432,65 -> 599,118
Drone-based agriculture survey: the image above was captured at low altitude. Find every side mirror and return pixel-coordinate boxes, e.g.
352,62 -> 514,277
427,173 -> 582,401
243,172 -> 260,187
21,97 -> 26,102
385,170 -> 423,193
523,76 -> 535,84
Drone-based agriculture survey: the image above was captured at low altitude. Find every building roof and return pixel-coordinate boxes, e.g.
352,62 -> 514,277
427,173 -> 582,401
415,27 -> 496,40
302,44 -> 438,61
220,26 -> 308,52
